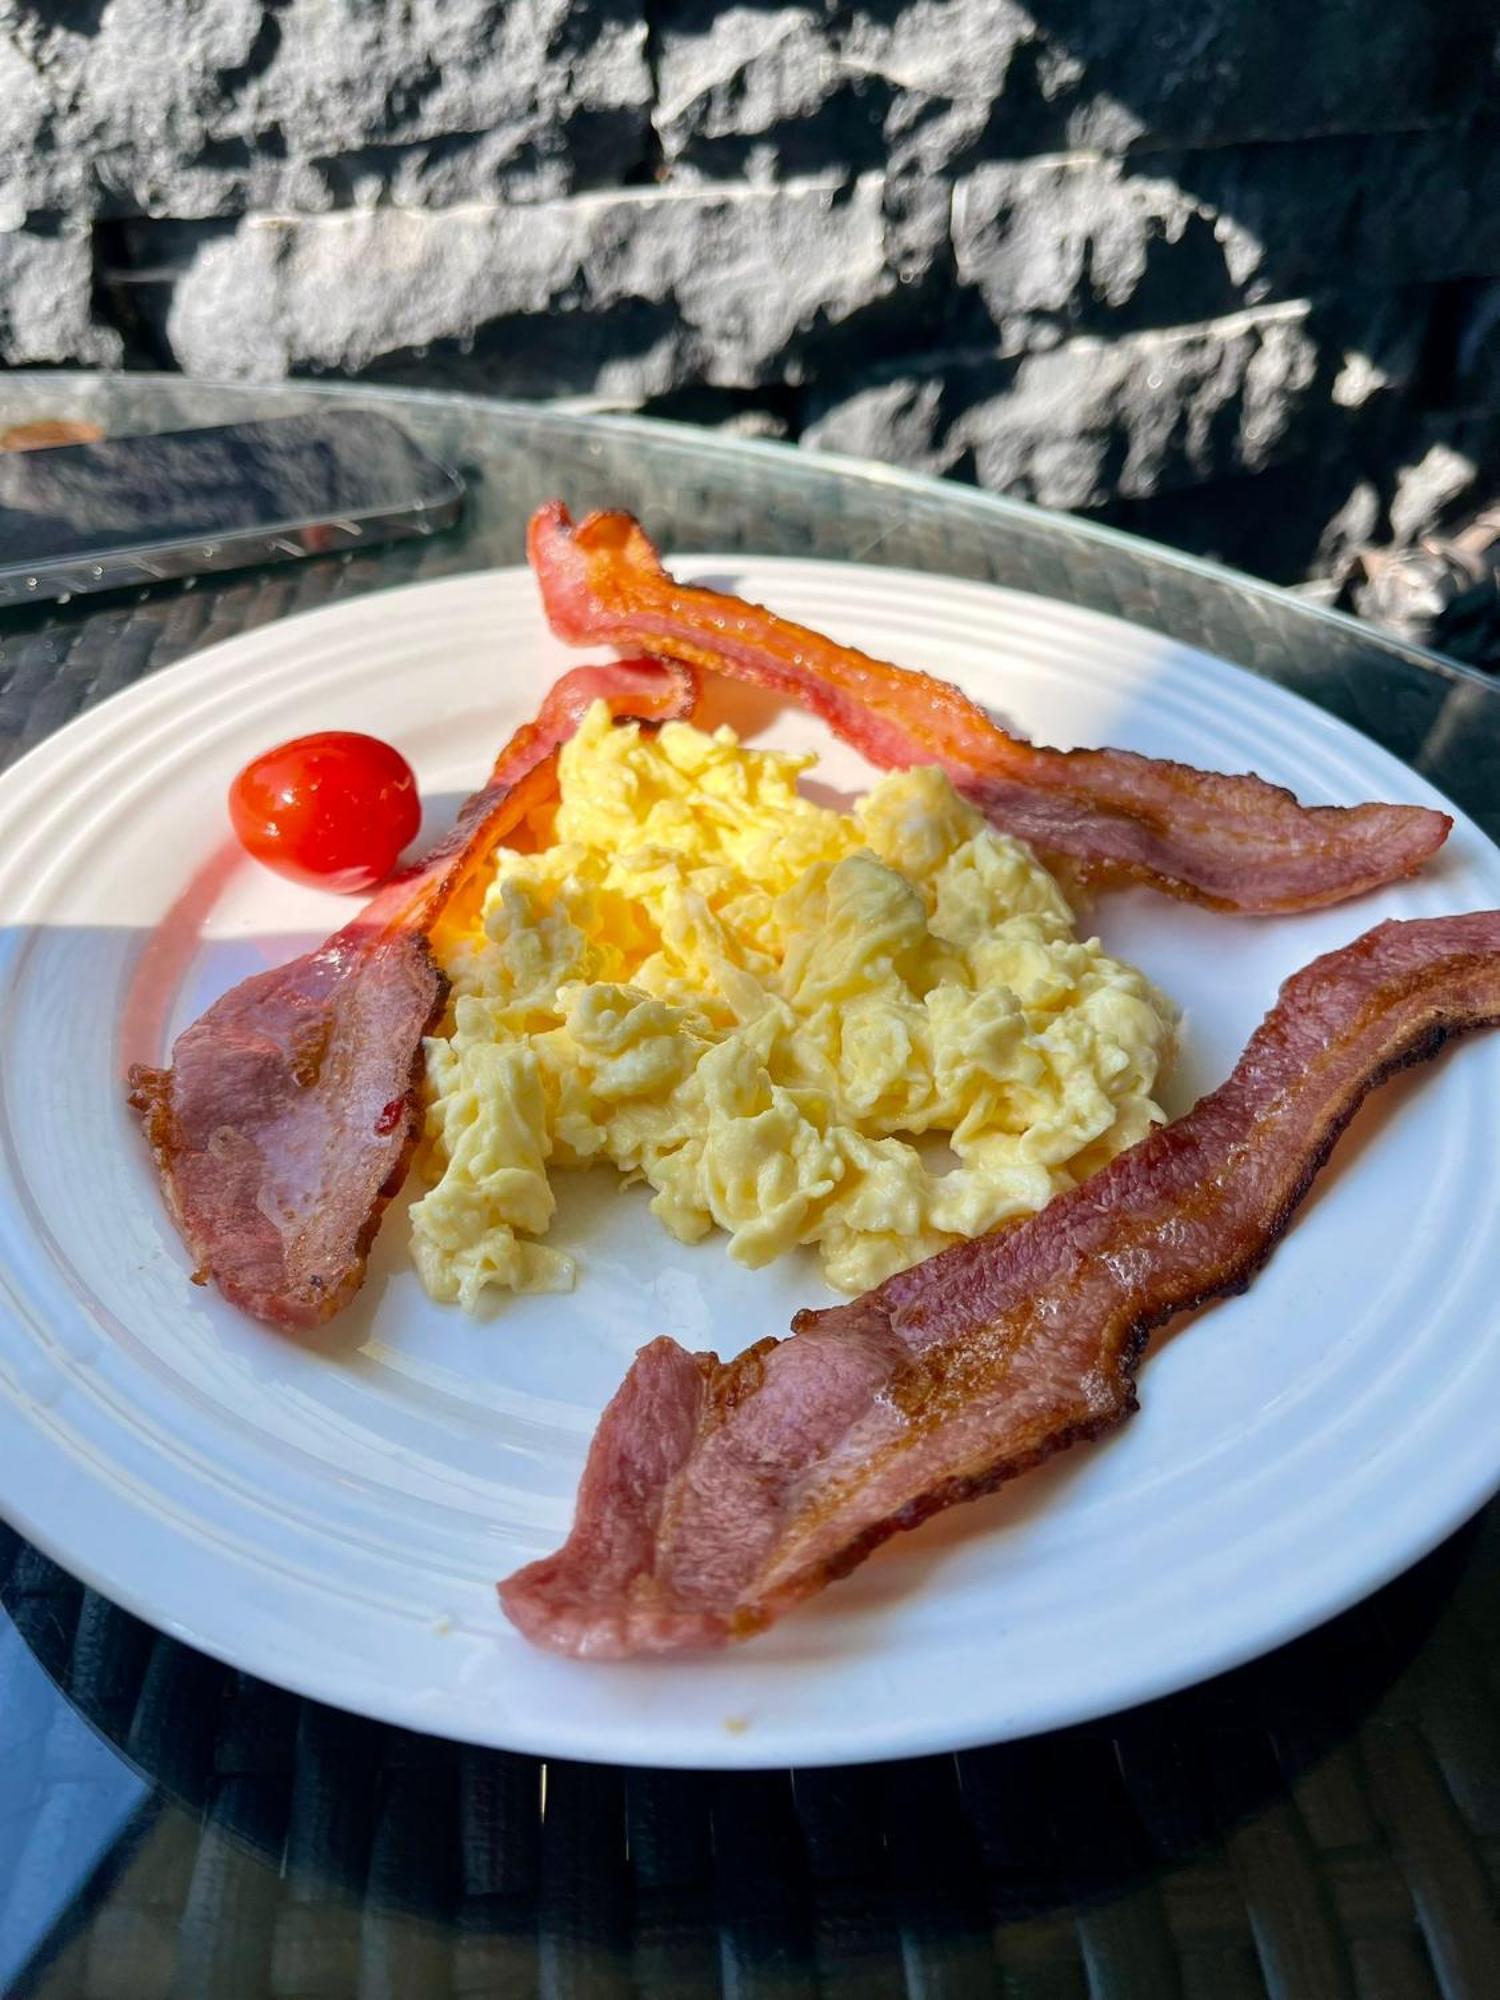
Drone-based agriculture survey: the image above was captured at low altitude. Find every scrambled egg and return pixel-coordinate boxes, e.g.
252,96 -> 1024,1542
412,702 -> 1177,1309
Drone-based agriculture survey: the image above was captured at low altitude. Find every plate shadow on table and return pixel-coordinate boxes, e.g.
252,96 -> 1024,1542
0,1495 -> 1481,1998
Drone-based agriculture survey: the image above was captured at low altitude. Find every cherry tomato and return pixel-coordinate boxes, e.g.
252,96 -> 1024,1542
229,731 -> 421,893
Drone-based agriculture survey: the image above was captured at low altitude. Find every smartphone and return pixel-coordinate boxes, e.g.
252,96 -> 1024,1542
0,409 -> 465,608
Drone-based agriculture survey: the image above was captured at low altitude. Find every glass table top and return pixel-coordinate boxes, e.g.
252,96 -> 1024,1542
1,370 -> 1498,1998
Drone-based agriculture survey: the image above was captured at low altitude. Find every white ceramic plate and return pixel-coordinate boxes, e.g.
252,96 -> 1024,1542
1,560 -> 1497,1771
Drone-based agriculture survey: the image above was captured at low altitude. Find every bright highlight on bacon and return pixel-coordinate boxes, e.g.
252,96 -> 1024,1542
129,658 -> 697,1330
527,502 -> 1451,913
499,911 -> 1500,1658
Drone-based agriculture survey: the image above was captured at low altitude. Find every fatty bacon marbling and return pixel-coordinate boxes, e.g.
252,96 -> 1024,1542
501,912 -> 1500,1657
528,502 -> 1450,913
129,658 -> 697,1330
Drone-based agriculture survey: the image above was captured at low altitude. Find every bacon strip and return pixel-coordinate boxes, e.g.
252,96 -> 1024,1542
500,911 -> 1500,1657
129,658 -> 697,1330
528,503 -> 1451,913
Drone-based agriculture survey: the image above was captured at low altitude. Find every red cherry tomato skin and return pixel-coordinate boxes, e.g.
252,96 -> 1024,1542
229,732 -> 422,893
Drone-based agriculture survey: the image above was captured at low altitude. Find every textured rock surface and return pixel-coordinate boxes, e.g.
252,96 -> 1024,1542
2,0 -> 1498,592
803,306 -> 1326,508
0,0 -> 651,220
150,175 -> 924,394
0,225 -> 121,365
652,0 -> 1491,177
952,133 -> 1500,343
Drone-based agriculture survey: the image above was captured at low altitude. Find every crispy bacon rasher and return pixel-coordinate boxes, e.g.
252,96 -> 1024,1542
129,658 -> 697,1330
500,912 -> 1500,1658
528,503 -> 1451,914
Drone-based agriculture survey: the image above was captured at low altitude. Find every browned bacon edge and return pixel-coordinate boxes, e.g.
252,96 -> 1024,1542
527,501 -> 1452,914
499,911 -> 1500,1658
128,658 -> 696,1331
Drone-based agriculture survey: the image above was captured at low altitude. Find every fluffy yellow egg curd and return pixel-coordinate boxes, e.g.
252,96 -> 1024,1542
412,701 -> 1178,1310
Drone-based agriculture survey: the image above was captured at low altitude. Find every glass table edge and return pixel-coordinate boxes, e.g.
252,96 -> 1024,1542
3,368 -> 1489,703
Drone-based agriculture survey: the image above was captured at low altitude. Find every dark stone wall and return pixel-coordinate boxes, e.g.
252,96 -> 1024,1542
3,1 -> 1497,587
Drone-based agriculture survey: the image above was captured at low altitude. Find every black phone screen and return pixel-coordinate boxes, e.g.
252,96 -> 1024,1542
0,410 -> 463,568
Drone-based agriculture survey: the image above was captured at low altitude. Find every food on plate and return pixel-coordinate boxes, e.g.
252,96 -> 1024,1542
229,730 -> 422,893
129,659 -> 696,1329
529,503 -> 1452,914
499,911 -> 1500,1658
414,701 -> 1177,1306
